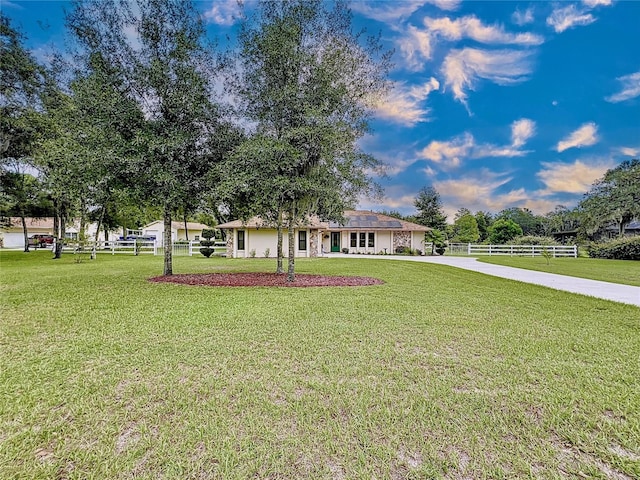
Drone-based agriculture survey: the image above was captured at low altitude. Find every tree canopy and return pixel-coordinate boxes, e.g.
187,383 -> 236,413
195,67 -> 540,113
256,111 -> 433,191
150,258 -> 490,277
414,186 -> 447,230
579,159 -> 640,238
219,0 -> 390,280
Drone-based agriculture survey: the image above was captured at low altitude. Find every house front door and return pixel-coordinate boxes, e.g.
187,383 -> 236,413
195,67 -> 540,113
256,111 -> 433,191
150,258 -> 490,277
330,232 -> 340,252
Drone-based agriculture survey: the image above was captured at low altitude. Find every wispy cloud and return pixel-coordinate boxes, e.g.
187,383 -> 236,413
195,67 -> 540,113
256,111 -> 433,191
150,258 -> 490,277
546,5 -> 595,32
619,147 -> 640,157
419,119 -> 535,167
605,71 -> 640,103
435,170 -> 532,215
203,0 -> 242,26
375,78 -> 439,126
536,159 -> 614,194
556,123 -> 599,152
512,7 -> 535,26
582,0 -> 612,7
547,0 -> 612,33
424,15 -> 544,45
511,118 -> 536,148
441,48 -> 534,108
351,0 -> 460,23
398,25 -> 435,70
419,132 -> 475,168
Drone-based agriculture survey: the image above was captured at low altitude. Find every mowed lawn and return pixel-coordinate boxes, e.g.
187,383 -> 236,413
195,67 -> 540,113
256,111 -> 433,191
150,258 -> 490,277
477,256 -> 640,287
1,251 -> 639,479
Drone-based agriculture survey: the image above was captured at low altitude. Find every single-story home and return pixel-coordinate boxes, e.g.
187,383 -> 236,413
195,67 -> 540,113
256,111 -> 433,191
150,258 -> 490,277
0,217 -> 119,249
142,220 -> 213,245
217,210 -> 431,258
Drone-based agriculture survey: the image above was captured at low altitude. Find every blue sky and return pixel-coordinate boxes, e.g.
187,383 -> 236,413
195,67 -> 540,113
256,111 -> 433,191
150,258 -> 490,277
4,0 -> 639,220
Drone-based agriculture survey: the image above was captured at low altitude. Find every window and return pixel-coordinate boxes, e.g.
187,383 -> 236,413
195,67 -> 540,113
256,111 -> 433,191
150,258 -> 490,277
359,232 -> 366,248
194,235 -> 200,241
237,230 -> 245,250
298,230 -> 307,251
367,232 -> 375,247
350,232 -> 357,247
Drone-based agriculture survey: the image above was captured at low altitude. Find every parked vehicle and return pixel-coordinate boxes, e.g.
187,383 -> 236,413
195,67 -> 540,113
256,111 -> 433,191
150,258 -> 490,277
28,235 -> 55,248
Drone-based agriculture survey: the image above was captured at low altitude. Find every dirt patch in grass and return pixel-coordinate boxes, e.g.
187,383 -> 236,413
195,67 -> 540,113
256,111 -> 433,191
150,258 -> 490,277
149,272 -> 384,288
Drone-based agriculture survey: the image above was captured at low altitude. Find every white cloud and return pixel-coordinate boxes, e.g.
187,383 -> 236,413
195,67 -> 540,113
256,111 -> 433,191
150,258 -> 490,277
582,0 -> 612,7
398,25 -> 435,69
441,47 -> 534,108
351,0 -> 460,23
512,7 -> 535,26
203,0 -> 242,26
435,170 -> 530,214
556,123 -> 599,152
420,119 -> 535,167
375,78 -> 439,126
511,118 -> 536,148
419,132 -> 475,167
620,147 -> 640,157
424,15 -> 544,45
546,3 -> 603,33
537,159 -> 614,194
605,71 -> 640,103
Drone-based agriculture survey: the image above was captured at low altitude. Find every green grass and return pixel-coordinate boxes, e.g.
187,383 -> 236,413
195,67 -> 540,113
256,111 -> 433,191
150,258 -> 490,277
476,256 -> 640,287
1,251 -> 639,479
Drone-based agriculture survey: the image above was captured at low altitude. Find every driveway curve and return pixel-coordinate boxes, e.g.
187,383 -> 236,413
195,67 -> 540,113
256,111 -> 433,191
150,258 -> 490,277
330,254 -> 640,307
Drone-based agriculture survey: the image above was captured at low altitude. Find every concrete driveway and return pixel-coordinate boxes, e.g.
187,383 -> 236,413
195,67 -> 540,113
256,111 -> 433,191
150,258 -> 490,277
329,254 -> 640,307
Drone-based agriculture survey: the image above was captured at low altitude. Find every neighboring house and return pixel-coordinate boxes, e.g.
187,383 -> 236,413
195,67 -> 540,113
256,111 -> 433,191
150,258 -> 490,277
604,219 -> 640,238
217,210 -> 431,258
142,220 -> 212,245
0,217 -> 119,249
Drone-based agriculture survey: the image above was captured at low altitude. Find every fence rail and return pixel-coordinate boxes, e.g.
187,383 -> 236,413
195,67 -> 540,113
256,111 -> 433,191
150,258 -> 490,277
465,244 -> 577,257
62,240 -> 226,257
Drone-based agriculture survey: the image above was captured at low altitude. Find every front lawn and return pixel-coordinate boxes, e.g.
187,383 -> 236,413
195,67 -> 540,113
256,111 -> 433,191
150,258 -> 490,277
476,256 -> 640,286
1,251 -> 638,479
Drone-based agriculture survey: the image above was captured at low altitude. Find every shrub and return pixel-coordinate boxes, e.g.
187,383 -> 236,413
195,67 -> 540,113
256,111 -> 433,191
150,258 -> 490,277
588,237 -> 640,260
511,235 -> 556,245
199,229 -> 216,258
342,247 -> 349,254
249,249 -> 256,258
264,248 -> 270,258
435,246 -> 445,255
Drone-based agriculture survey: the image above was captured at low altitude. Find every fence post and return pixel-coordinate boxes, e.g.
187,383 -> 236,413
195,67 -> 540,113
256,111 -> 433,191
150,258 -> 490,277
467,243 -> 471,255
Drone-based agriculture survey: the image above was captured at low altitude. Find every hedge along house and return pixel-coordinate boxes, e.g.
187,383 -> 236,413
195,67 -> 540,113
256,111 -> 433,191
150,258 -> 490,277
217,210 -> 431,258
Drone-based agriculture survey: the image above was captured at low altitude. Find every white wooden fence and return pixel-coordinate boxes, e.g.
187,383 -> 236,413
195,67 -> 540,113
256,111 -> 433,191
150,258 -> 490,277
466,244 -> 577,257
63,240 -> 226,256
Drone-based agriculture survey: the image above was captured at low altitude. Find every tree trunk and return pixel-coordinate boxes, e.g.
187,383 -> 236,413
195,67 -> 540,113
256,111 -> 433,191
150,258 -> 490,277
184,214 -> 189,241
54,209 -> 65,259
276,208 -> 284,273
163,208 -> 173,276
287,215 -> 295,282
21,214 -> 29,252
91,206 -> 105,260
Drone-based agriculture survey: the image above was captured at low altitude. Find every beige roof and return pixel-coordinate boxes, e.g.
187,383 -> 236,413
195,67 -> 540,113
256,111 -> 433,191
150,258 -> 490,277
3,217 -> 55,231
171,221 -> 211,230
218,210 -> 430,232
143,220 -> 212,230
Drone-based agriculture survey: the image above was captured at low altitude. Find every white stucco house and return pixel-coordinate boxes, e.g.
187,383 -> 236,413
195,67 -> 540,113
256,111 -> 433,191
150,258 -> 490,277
217,210 -> 431,258
141,220 -> 212,245
0,217 -> 119,249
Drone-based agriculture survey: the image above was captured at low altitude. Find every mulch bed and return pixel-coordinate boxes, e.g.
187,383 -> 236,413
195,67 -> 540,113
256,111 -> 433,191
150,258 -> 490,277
149,272 -> 384,288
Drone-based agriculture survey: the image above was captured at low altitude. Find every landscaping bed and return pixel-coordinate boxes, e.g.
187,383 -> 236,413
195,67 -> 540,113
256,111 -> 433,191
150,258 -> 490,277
149,272 -> 384,287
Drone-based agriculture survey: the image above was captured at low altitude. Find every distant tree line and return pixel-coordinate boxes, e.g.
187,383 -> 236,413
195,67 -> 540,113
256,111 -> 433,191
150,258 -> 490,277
381,159 -> 639,246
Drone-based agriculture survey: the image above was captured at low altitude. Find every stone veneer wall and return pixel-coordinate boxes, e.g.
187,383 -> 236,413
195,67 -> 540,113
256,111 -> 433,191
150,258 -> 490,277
393,231 -> 411,252
225,230 -> 234,258
309,229 -> 318,258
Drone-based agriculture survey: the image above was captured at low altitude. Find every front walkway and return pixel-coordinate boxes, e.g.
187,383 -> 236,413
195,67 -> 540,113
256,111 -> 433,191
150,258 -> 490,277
328,254 -> 640,307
